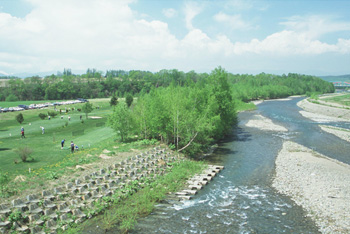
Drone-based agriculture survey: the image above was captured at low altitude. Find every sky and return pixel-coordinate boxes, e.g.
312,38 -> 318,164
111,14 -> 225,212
0,0 -> 349,77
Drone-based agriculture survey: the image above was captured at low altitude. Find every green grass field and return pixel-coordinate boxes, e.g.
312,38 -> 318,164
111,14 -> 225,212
0,98 -> 115,176
322,93 -> 350,106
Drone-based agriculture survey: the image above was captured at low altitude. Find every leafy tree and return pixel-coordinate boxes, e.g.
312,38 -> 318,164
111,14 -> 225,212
82,102 -> 93,119
47,111 -> 57,118
125,93 -> 134,107
110,94 -> 118,106
16,113 -> 24,124
108,102 -> 133,142
5,94 -> 18,102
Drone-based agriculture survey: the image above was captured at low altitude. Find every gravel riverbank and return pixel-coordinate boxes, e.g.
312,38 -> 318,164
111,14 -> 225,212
272,141 -> 350,234
246,98 -> 350,233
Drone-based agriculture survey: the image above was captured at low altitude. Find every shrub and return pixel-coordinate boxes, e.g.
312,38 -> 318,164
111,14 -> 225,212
16,147 -> 33,162
16,113 -> 24,124
47,111 -> 57,117
39,113 -> 47,120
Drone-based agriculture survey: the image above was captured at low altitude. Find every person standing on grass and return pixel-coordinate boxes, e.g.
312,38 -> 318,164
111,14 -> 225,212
61,139 -> 65,149
71,141 -> 74,153
40,126 -> 45,134
68,116 -> 71,121
20,127 -> 25,138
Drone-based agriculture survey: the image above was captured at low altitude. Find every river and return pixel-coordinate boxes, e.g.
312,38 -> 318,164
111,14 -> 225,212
130,97 -> 350,234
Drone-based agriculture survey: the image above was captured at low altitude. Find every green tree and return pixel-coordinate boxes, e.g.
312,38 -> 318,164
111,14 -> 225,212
5,94 -> 18,102
108,103 -> 133,142
125,93 -> 134,107
82,102 -> 93,119
16,113 -> 24,124
110,94 -> 118,106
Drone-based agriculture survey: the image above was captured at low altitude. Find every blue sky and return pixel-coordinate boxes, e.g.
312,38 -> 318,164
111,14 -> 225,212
0,0 -> 349,76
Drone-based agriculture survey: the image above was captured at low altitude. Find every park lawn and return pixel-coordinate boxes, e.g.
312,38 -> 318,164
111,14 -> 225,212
0,98 -> 114,177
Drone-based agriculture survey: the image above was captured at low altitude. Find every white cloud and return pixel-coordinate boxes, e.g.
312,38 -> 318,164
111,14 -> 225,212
280,15 -> 350,39
0,0 -> 349,75
213,12 -> 251,30
162,8 -> 177,18
183,1 -> 202,30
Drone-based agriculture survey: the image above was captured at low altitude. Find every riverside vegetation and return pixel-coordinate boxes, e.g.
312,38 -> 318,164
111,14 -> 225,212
0,67 -> 334,233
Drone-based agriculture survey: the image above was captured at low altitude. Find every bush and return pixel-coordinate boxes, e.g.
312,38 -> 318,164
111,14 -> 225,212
16,147 -> 33,162
39,113 -> 47,120
47,111 -> 57,117
16,113 -> 24,124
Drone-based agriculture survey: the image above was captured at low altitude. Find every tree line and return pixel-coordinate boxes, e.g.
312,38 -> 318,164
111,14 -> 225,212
0,68 -> 334,102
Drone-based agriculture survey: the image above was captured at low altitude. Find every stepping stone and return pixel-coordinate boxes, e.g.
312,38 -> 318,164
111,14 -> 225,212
182,190 -> 197,195
178,196 -> 191,200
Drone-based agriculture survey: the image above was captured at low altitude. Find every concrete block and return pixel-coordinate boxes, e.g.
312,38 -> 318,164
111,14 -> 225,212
57,202 -> 71,213
44,207 -> 58,220
43,199 -> 56,209
45,219 -> 57,229
28,203 -> 43,214
54,187 -> 67,195
0,203 -> 11,216
42,190 -> 55,200
26,194 -> 41,204
11,199 -> 28,211
60,213 -> 74,223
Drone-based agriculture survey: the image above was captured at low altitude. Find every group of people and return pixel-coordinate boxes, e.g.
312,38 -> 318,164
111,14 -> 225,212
61,139 -> 80,153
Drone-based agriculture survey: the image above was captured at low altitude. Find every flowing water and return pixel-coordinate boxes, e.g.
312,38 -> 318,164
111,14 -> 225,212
130,97 -> 350,234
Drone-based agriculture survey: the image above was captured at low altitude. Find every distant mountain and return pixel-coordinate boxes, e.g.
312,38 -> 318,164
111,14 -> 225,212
318,74 -> 350,82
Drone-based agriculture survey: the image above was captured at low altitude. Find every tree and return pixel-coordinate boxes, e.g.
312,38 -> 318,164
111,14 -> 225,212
125,93 -> 133,107
110,94 -> 118,106
82,102 -> 93,119
16,113 -> 24,124
107,103 -> 133,142
5,94 -> 18,102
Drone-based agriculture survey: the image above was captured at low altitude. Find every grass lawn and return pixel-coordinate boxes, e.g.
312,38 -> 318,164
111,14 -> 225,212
322,93 -> 350,107
0,98 -> 115,179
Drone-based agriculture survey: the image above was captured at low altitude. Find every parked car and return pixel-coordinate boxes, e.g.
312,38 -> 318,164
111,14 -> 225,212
18,105 -> 29,110
77,98 -> 88,102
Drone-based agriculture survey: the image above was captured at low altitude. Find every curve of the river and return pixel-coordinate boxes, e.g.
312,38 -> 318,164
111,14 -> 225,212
130,97 -> 349,234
